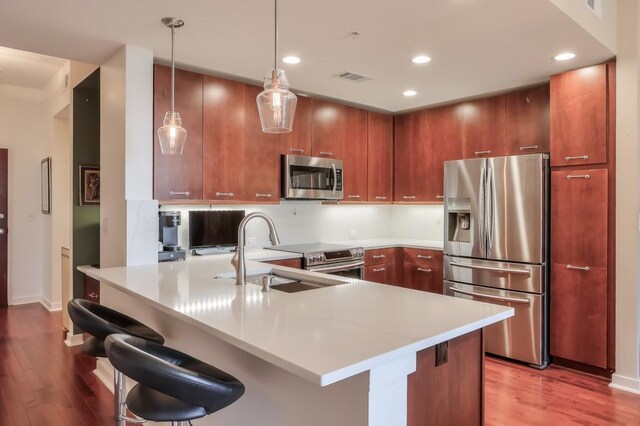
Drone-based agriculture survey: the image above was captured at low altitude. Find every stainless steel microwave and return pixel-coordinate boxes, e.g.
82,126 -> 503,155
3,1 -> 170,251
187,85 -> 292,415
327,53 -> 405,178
282,155 -> 344,200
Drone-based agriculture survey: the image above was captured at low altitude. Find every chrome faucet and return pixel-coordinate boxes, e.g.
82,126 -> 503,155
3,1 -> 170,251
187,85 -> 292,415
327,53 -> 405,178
231,212 -> 281,285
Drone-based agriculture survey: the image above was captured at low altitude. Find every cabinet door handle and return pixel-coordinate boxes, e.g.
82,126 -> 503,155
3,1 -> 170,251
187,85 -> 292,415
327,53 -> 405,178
169,191 -> 190,196
348,195 -> 361,199
566,264 -> 590,272
256,193 -> 273,198
417,255 -> 432,260
375,196 -> 387,200
403,195 -> 416,200
474,150 -> 491,156
519,145 -> 539,151
566,174 -> 590,180
417,268 -> 432,273
88,292 -> 99,299
565,155 -> 589,162
320,151 -> 334,156
436,195 -> 445,199
215,192 -> 235,197
372,254 -> 386,259
373,268 -> 387,272
289,148 -> 305,154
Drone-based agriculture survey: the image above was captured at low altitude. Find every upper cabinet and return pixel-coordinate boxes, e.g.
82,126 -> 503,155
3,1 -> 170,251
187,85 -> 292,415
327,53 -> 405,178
394,110 -> 429,202
243,85 -> 281,203
153,65 -> 204,201
202,75 -> 246,202
550,64 -> 607,167
505,84 -> 550,155
280,95 -> 312,156
462,95 -> 506,159
367,112 -> 393,203
310,99 -> 344,159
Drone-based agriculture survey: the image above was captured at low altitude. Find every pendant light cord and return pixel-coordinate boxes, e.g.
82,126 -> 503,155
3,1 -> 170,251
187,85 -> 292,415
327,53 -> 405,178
171,25 -> 176,113
274,0 -> 278,73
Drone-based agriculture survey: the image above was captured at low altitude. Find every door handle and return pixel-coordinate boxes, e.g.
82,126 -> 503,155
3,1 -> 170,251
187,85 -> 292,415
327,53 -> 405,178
450,288 -> 531,305
375,196 -> 387,200
417,254 -> 432,260
566,264 -> 590,272
436,195 -> 445,199
169,191 -> 190,196
373,268 -> 386,272
215,192 -> 235,197
402,195 -> 416,200
320,151 -> 334,157
289,148 -> 305,154
348,195 -> 361,199
372,254 -> 386,259
331,164 -> 337,194
450,261 -> 531,275
565,155 -> 589,162
519,145 -> 539,151
255,193 -> 273,198
566,174 -> 590,180
474,150 -> 491,156
417,268 -> 432,273
478,167 -> 486,250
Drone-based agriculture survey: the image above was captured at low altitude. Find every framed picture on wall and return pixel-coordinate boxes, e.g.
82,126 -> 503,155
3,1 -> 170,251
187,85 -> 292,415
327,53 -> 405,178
79,165 -> 100,206
41,157 -> 51,214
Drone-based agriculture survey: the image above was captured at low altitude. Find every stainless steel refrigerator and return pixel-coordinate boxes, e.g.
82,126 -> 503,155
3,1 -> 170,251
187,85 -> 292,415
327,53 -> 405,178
443,153 -> 549,368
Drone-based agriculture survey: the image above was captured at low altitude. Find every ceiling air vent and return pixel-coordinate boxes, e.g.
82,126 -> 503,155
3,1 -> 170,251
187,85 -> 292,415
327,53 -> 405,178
336,71 -> 371,83
585,0 -> 602,19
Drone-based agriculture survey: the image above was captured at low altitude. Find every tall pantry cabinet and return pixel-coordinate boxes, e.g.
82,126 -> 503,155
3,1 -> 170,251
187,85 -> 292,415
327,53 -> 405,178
549,63 -> 616,373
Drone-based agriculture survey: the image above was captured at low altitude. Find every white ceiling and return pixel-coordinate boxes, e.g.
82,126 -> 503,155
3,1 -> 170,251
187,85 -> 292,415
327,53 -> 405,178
0,46 -> 65,89
0,0 -> 614,111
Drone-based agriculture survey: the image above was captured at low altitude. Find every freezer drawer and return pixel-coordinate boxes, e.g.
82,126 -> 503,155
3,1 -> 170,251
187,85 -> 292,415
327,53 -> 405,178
444,281 -> 548,367
444,256 -> 545,293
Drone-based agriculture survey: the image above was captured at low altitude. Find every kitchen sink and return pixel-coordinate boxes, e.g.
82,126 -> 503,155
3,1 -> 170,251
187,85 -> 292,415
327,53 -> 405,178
245,271 -> 347,293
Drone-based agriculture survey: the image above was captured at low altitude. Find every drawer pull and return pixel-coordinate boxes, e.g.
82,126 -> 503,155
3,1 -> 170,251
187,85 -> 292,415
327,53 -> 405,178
566,174 -> 590,180
169,191 -> 190,196
474,150 -> 491,156
519,145 -> 539,151
417,268 -> 432,273
375,196 -> 387,200
348,195 -> 361,199
88,292 -> 99,299
417,254 -> 432,260
373,268 -> 387,272
372,254 -> 386,259
403,195 -> 416,200
215,192 -> 235,197
289,148 -> 305,154
565,155 -> 589,162
450,288 -> 530,305
436,195 -> 445,199
256,193 -> 273,198
566,264 -> 590,272
319,151 -> 334,156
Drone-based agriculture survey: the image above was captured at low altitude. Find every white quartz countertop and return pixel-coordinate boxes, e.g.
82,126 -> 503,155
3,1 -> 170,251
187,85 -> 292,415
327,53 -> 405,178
87,248 -> 511,387
332,238 -> 443,251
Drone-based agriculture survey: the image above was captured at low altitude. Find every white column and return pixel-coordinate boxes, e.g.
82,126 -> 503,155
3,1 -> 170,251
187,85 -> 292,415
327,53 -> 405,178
367,354 -> 416,426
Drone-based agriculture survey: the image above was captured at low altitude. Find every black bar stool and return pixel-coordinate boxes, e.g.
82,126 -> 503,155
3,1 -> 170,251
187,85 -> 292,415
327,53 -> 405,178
105,334 -> 245,426
67,299 -> 165,425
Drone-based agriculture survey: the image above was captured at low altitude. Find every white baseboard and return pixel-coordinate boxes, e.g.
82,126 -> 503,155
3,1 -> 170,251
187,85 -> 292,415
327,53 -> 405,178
9,295 -> 41,305
40,296 -> 62,312
610,373 -> 640,394
64,332 -> 84,347
95,358 -> 115,394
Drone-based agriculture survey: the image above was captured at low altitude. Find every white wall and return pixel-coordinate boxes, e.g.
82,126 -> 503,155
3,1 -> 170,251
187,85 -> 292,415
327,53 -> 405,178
159,203 -> 444,251
549,0 -> 617,53
0,85 -> 50,305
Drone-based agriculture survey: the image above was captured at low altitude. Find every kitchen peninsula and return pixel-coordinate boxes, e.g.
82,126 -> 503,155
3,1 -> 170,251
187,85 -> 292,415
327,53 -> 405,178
88,249 -> 512,426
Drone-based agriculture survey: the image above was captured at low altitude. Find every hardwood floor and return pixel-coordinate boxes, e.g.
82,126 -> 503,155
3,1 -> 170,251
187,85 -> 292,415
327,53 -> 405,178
1,303 -> 640,425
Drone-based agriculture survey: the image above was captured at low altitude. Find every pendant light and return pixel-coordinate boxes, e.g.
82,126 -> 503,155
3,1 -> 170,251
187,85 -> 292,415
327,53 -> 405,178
158,17 -> 187,155
256,0 -> 297,133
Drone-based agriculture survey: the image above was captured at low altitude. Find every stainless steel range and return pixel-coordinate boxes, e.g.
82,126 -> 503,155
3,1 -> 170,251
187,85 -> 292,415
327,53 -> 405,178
267,243 -> 365,279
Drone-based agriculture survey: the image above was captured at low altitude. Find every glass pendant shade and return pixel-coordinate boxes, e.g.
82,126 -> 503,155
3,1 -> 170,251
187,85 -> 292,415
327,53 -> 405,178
257,69 -> 297,133
158,111 -> 187,155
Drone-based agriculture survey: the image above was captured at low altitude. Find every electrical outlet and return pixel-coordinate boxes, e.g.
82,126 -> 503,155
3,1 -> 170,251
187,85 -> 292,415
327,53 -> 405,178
435,341 -> 448,367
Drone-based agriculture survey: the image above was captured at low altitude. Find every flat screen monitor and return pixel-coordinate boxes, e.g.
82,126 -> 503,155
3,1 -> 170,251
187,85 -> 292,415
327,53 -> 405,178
189,210 -> 245,249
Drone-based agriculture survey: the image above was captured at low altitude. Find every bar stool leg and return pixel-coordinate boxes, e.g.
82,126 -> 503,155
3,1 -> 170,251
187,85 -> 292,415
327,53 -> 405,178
114,369 -> 126,426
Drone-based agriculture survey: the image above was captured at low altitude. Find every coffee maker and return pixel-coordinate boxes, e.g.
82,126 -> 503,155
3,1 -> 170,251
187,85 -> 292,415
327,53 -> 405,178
158,211 -> 186,262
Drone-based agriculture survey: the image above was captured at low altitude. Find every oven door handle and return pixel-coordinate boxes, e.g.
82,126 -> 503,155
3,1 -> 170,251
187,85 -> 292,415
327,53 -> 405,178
307,260 -> 364,274
450,288 -> 530,305
331,163 -> 337,194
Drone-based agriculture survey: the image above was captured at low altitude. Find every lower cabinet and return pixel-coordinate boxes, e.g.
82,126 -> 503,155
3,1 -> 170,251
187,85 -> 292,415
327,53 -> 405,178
403,263 -> 444,294
264,258 -> 303,269
364,263 -> 398,286
83,275 -> 100,304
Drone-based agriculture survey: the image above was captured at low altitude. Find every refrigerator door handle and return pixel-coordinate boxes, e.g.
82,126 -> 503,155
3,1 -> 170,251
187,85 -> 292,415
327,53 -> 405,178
450,287 -> 531,305
486,166 -> 495,251
449,261 -> 532,276
478,167 -> 486,250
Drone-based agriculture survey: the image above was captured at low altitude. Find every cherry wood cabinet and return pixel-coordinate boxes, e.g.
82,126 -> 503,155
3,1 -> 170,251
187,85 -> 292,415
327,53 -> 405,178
403,263 -> 444,294
202,75 -> 246,202
365,263 -> 398,286
83,274 -> 100,304
153,65 -> 204,201
550,64 -> 607,167
365,247 -> 397,266
364,248 -> 403,286
403,248 -> 443,268
394,106 -> 462,203
311,100 -> 368,201
264,258 -> 303,269
551,264 -> 607,369
280,95 -> 312,156
462,95 -> 506,159
367,112 -> 393,203
551,168 -> 608,269
243,85 -> 281,203
505,84 -> 550,155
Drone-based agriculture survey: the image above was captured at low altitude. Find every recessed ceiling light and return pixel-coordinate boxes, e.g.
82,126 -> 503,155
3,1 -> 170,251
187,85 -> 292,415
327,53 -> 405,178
553,52 -> 576,61
403,90 -> 417,97
412,55 -> 431,64
282,56 -> 301,64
